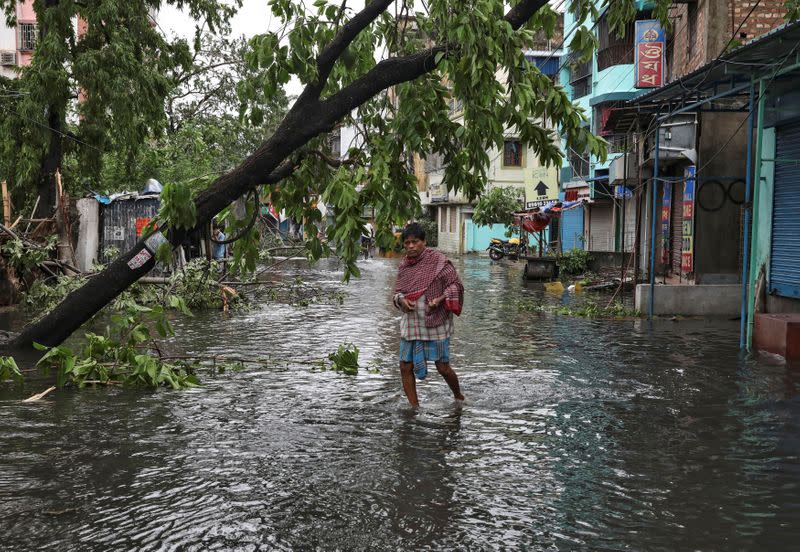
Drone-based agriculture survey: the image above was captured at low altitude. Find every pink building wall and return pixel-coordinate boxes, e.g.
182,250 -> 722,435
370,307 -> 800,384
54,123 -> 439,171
16,0 -> 36,66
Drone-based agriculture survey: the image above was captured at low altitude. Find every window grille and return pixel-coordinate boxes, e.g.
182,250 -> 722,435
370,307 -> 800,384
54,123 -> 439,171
19,23 -> 36,51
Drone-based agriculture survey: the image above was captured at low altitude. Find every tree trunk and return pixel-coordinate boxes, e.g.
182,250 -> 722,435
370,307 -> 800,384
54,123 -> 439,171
34,106 -> 63,220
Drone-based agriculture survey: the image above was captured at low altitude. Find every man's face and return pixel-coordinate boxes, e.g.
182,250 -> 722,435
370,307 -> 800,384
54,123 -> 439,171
404,236 -> 426,257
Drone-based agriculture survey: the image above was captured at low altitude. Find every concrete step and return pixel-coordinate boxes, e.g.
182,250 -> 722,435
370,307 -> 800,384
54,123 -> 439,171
753,313 -> 800,360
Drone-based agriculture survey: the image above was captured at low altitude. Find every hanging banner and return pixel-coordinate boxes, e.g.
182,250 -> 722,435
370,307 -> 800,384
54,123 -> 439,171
635,20 -> 665,88
681,166 -> 696,273
661,181 -> 672,265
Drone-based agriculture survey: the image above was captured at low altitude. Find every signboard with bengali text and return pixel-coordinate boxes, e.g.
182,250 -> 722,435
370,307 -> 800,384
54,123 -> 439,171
524,166 -> 559,207
635,20 -> 665,88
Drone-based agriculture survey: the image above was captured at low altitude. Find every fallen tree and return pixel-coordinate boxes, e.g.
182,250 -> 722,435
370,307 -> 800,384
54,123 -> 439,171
8,0 -> 665,349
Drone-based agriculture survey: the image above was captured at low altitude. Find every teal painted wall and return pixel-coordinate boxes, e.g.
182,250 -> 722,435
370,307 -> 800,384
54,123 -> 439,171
753,127 -> 776,282
464,221 -> 550,253
594,64 -> 636,98
464,222 -> 510,252
747,126 -> 776,345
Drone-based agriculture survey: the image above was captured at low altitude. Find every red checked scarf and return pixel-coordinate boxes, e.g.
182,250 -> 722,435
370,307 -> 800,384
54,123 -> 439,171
395,247 -> 464,327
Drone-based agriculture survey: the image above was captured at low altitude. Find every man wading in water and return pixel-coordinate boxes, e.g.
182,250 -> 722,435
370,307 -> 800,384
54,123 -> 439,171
393,223 -> 465,407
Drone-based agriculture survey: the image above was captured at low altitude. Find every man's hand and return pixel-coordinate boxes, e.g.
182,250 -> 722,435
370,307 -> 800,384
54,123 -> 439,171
427,295 -> 445,309
400,297 -> 415,312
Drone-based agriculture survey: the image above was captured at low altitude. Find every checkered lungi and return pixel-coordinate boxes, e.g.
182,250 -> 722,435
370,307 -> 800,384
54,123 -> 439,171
399,338 -> 450,380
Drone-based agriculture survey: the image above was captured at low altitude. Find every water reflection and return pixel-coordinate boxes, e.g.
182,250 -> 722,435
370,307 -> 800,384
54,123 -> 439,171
1,256 -> 799,549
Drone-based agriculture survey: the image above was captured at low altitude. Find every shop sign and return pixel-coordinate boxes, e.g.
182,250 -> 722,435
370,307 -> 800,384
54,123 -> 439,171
635,20 -> 665,88
429,180 -> 448,203
615,185 -> 633,199
661,180 -> 671,264
524,166 -> 559,206
681,166 -> 696,273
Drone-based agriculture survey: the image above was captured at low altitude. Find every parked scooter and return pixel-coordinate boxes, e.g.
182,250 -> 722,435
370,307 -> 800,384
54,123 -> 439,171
487,237 -> 527,261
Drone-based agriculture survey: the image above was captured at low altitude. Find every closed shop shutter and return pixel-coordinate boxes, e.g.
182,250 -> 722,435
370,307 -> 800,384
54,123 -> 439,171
589,203 -> 613,251
770,123 -> 800,298
561,206 -> 584,251
671,180 -> 684,275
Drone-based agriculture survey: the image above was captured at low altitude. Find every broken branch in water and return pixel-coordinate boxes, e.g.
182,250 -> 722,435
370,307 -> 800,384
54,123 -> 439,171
22,386 -> 56,402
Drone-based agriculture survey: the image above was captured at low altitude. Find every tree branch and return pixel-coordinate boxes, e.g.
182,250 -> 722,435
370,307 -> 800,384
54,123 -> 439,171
295,0 -> 393,105
307,149 -> 360,167
313,0 -> 550,131
504,0 -> 549,28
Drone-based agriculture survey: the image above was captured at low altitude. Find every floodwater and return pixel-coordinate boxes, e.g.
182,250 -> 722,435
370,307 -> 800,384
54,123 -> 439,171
1,257 -> 799,551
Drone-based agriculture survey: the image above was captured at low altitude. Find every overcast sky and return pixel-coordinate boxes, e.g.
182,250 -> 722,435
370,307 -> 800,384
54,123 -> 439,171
157,0 -> 566,98
159,1 -> 303,96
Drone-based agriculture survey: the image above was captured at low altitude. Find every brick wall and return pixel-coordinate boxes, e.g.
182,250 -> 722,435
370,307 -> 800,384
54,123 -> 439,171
667,0 -> 787,83
731,0 -> 787,42
667,2 -> 709,81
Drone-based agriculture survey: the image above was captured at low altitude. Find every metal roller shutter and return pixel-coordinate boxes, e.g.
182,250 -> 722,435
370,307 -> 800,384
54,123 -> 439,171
589,203 -> 613,251
770,123 -> 800,298
561,206 -> 584,251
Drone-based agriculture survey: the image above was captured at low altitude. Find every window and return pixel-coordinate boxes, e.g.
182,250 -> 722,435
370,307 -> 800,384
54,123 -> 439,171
449,206 -> 456,233
503,140 -> 523,167
687,3 -> 698,57
19,23 -> 36,52
569,56 -> 592,99
597,14 -> 635,71
440,207 -> 446,232
569,147 -> 589,179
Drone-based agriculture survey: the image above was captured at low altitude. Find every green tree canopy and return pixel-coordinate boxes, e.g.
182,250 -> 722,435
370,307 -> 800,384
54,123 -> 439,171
472,187 -> 524,228
0,0 -> 240,214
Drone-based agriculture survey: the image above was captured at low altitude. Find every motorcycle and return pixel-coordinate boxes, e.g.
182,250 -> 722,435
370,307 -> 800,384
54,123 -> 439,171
487,237 -> 526,261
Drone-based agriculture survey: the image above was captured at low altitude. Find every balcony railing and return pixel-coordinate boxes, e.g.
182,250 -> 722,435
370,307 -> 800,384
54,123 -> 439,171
597,43 -> 634,72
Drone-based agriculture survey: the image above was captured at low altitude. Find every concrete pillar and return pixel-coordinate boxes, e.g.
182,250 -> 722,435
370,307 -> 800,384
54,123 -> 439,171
75,198 -> 99,272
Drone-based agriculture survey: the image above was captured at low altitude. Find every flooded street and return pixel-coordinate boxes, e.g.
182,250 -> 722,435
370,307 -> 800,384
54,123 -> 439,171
2,256 -> 799,550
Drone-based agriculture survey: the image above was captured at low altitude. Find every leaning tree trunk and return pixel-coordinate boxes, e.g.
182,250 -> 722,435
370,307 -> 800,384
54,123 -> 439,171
8,0 -> 548,350
33,106 -> 63,220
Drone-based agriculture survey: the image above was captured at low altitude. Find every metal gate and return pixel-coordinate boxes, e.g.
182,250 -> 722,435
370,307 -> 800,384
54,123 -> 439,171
770,123 -> 800,298
560,206 -> 584,251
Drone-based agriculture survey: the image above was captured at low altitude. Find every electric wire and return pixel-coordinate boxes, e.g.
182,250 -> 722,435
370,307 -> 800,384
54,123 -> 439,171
1,104 -> 105,154
696,40 -> 800,174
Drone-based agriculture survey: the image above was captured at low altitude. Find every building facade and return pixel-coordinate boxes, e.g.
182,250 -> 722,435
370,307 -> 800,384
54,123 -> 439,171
744,21 -> 800,356
559,0 -> 654,256
599,2 -> 789,320
0,1 -> 36,79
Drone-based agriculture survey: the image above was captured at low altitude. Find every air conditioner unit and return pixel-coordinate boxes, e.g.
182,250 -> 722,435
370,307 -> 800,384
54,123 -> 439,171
0,51 -> 16,66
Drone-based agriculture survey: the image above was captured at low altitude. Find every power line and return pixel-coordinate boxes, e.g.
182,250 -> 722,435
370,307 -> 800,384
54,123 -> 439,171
697,40 -> 800,173
1,105 -> 105,154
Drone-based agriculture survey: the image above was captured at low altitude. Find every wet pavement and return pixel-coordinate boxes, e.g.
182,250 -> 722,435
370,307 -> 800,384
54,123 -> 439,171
1,256 -> 799,550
